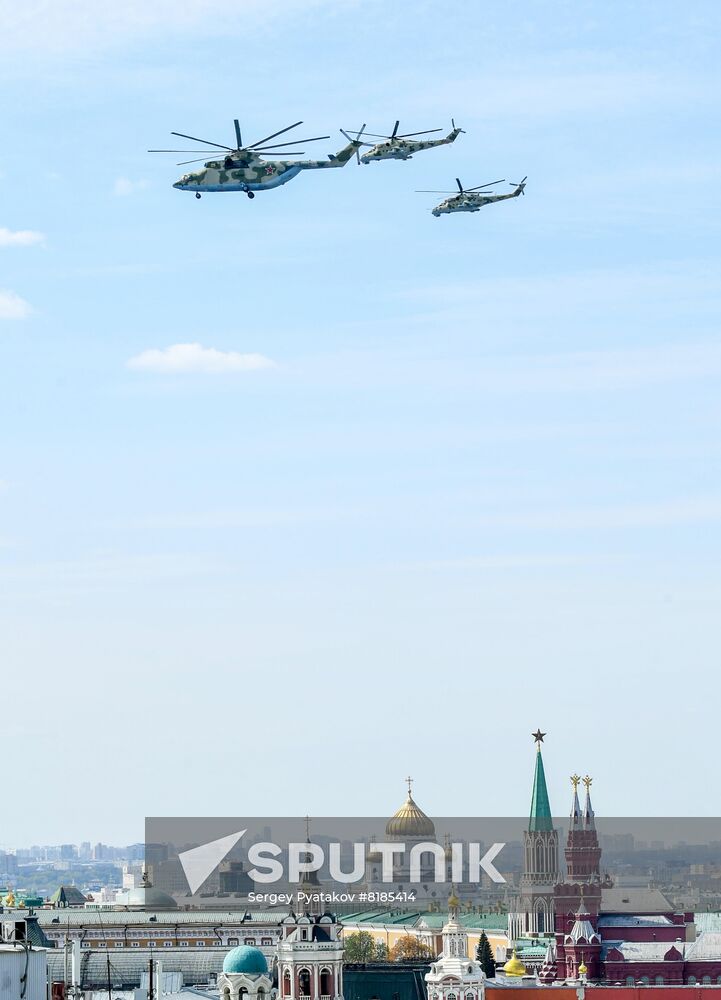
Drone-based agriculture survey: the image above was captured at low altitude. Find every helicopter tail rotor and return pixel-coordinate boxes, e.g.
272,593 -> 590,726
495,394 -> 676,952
451,118 -> 466,134
509,176 -> 527,195
340,124 -> 369,164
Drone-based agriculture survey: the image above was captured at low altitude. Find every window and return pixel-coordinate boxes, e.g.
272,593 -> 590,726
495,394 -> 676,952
262,938 -> 272,946
164,942 -> 172,948
149,942 -> 155,948
81,943 -> 90,949
98,943 -> 106,949
197,941 -> 206,947
688,977 -> 697,985
228,938 -> 239,946
703,977 -> 712,985
655,977 -> 664,985
115,943 -> 123,948
244,938 -> 256,946
626,978 -> 634,986
640,977 -> 649,985
180,942 -> 188,948
132,943 -> 140,949
214,941 -> 223,946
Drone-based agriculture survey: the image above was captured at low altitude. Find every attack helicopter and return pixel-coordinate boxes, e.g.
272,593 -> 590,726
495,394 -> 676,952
417,176 -> 527,216
149,119 -> 366,198
341,119 -> 463,164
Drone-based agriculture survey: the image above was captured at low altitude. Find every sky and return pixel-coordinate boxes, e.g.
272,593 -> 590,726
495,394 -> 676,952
1,0 -> 721,846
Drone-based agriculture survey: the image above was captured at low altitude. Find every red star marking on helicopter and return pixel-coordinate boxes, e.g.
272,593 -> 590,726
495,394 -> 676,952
264,165 -> 275,175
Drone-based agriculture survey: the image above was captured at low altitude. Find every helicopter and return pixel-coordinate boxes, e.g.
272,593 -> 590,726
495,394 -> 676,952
149,120 -> 367,198
341,119 -> 463,164
417,176 -> 527,216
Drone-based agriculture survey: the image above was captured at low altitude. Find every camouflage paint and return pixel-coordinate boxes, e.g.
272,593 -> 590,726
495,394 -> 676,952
173,139 -> 361,195
360,126 -> 463,164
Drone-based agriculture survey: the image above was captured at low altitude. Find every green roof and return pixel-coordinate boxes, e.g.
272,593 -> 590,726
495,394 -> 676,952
529,747 -> 553,832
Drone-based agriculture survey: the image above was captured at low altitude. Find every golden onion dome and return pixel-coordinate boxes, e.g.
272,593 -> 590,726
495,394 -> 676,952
578,962 -> 588,976
503,951 -> 527,977
386,790 -> 435,839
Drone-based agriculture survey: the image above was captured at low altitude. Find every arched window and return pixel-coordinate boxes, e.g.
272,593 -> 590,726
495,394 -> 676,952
320,969 -> 332,997
716,976 -> 721,985
655,977 -> 664,985
283,972 -> 292,998
640,977 -> 649,985
626,977 -> 635,986
688,977 -> 697,986
298,969 -> 312,998
703,977 -> 712,985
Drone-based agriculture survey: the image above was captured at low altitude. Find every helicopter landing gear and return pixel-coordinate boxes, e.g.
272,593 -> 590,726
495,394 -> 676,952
195,192 -> 201,199
247,191 -> 255,199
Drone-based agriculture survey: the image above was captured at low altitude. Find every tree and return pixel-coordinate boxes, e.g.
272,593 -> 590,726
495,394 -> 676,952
344,931 -> 381,963
389,935 -> 434,962
475,931 -> 496,978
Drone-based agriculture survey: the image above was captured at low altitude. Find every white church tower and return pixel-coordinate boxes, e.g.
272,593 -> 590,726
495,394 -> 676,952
425,890 -> 486,1000
277,912 -> 344,1000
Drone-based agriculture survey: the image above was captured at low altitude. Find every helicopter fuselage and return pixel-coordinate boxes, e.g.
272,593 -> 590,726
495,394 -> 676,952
431,188 -> 523,217
173,141 -> 359,195
361,128 -> 462,164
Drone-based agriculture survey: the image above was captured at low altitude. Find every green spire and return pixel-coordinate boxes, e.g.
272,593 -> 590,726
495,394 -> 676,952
529,738 -> 553,831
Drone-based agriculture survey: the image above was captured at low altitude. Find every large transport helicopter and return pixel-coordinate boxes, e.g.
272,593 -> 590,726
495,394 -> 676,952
342,119 -> 463,163
149,119 -> 366,198
417,176 -> 527,216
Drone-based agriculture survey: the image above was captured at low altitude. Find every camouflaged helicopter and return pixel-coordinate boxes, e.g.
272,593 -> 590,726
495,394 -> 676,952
149,119 -> 366,198
418,176 -> 527,216
340,119 -> 463,164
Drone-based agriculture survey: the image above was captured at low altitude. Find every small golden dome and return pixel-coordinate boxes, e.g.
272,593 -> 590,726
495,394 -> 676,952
4,890 -> 16,907
578,963 -> 588,976
503,951 -> 527,977
386,785 -> 435,839
448,888 -> 460,910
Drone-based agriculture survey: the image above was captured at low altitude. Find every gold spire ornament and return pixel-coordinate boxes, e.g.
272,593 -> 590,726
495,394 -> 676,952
583,775 -> 592,789
571,774 -> 581,789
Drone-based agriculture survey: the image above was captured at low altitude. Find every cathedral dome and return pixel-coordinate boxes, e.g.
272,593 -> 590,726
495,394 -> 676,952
386,785 -> 435,839
223,946 -> 269,976
502,951 -> 527,977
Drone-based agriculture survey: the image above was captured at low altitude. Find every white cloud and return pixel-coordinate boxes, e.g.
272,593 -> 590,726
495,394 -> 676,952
0,227 -> 45,247
113,177 -> 150,197
0,290 -> 32,320
127,342 -> 275,374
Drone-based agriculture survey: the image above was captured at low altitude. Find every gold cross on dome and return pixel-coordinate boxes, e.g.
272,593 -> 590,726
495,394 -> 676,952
571,774 -> 581,789
405,775 -> 413,795
583,775 -> 592,789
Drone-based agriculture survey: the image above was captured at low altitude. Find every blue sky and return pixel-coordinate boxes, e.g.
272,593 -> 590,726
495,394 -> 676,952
2,0 -> 721,845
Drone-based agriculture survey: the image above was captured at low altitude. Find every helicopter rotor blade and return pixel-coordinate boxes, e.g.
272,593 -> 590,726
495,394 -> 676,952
234,119 -> 242,149
246,121 -> 304,149
466,179 -> 506,191
343,131 -> 395,139
456,178 -> 464,193
251,135 -> 330,151
391,120 -> 400,138
396,128 -> 444,138
170,131 -> 233,150
149,149 -> 227,153
176,157 -> 218,165
415,190 -> 459,194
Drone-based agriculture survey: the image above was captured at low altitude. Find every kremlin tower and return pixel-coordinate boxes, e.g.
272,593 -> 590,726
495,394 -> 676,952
508,730 -> 560,938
